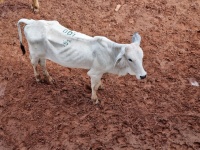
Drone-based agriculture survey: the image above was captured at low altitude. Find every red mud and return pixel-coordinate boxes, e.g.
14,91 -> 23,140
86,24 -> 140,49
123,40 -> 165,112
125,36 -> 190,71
0,0 -> 200,149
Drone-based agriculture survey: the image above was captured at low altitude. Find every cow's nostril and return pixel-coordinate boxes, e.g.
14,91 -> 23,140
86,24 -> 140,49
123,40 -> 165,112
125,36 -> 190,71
140,75 -> 146,79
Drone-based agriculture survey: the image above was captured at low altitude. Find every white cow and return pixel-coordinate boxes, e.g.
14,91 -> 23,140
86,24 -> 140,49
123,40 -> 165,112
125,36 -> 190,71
17,19 -> 147,103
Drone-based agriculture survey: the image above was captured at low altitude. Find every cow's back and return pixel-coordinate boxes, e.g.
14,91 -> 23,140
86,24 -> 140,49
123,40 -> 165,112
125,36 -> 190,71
45,26 -> 95,69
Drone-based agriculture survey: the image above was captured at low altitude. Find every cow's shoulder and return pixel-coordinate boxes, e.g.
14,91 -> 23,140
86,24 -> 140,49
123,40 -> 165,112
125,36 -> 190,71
93,36 -> 115,48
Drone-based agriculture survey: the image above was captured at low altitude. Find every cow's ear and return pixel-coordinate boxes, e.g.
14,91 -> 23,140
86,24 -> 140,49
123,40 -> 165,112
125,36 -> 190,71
115,47 -> 125,66
132,32 -> 141,45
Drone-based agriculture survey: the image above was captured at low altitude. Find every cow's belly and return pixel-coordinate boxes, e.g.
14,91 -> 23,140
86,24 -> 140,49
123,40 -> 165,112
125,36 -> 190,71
45,42 -> 94,69
47,56 -> 93,70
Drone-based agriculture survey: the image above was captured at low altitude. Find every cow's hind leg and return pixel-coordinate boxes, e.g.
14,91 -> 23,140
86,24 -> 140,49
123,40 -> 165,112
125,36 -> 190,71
31,57 -> 40,82
39,58 -> 54,84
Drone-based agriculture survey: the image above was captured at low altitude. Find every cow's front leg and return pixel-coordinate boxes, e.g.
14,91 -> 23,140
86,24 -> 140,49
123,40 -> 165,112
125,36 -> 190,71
91,76 -> 101,104
88,71 -> 103,104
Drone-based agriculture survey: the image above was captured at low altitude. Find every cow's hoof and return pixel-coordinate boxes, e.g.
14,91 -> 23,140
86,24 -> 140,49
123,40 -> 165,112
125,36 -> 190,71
98,85 -> 104,90
49,78 -> 55,84
48,78 -> 55,84
31,5 -> 39,13
92,99 -> 100,105
35,75 -> 41,82
94,99 -> 99,104
91,97 -> 99,104
33,8 -> 39,13
44,76 -> 55,84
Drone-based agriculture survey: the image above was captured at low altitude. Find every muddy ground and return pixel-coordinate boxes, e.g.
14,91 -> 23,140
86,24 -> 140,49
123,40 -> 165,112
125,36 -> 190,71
0,0 -> 200,149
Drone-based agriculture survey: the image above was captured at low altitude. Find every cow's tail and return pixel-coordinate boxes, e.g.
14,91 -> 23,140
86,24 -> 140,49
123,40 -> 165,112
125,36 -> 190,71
17,19 -> 34,55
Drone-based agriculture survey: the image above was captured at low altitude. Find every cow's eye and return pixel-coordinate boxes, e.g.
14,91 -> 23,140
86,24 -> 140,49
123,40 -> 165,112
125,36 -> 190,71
128,58 -> 133,62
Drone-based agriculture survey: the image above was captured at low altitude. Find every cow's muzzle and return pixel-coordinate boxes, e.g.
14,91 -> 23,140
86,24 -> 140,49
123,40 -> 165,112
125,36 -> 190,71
140,75 -> 146,79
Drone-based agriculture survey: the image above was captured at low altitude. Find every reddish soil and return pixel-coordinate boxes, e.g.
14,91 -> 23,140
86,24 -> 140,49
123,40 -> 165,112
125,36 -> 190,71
0,0 -> 200,149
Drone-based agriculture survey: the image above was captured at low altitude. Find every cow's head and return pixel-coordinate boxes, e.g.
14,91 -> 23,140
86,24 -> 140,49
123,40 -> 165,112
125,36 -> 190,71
115,32 -> 147,79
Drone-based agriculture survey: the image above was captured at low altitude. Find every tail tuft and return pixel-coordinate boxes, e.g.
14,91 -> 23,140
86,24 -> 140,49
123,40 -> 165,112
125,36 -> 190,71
20,42 -> 26,55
